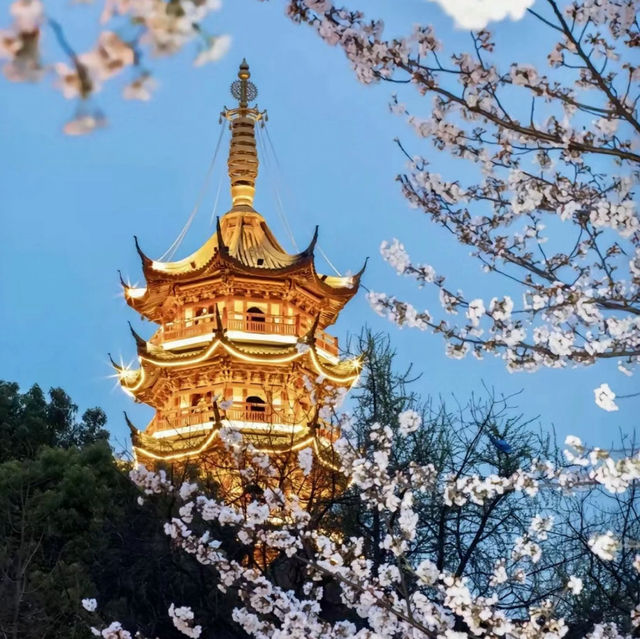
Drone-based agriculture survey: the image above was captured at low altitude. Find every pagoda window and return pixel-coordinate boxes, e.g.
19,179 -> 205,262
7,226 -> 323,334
194,306 -> 210,325
191,393 -> 210,409
246,395 -> 266,413
246,306 -> 266,332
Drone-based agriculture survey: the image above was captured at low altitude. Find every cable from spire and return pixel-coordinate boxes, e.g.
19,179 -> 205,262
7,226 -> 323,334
261,121 -> 344,276
158,121 -> 226,262
256,125 -> 299,252
209,172 -> 224,226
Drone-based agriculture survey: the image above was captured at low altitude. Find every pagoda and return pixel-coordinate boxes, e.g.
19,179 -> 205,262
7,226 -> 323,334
113,61 -> 364,506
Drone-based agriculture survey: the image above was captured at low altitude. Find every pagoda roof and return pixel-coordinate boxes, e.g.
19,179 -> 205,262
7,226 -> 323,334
126,405 -> 342,472
113,322 -> 361,400
136,209 -> 318,282
120,59 -> 366,325
122,212 -> 364,324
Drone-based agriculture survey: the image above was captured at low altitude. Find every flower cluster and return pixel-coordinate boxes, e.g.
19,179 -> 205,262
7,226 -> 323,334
128,427 -> 639,638
169,604 -> 201,638
0,0 -> 230,133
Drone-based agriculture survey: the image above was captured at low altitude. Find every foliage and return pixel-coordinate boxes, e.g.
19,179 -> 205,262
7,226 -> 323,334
0,381 -> 246,639
281,0 -> 639,410
0,380 -> 109,462
83,331 -> 640,639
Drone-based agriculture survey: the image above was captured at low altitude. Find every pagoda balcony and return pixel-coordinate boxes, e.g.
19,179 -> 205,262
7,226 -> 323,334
227,312 -> 298,336
149,402 -> 306,439
150,311 -> 339,357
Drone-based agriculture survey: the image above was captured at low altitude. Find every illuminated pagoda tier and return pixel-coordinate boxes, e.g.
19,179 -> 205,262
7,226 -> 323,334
114,60 -> 364,505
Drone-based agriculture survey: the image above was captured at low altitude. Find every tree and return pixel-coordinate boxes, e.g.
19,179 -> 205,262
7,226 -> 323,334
0,381 -> 247,639
0,444 -> 124,638
339,331 -> 560,609
279,0 -> 639,411
337,330 -> 639,633
0,381 -> 109,462
91,411 -> 639,638
86,330 -> 640,639
0,0 -> 230,134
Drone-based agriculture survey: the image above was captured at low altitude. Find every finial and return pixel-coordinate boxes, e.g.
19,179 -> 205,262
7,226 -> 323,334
231,59 -> 258,109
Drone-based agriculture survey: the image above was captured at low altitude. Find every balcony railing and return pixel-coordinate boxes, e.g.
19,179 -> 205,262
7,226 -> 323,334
227,312 -> 298,336
152,310 -> 339,356
160,315 -> 217,342
315,332 -> 338,356
152,402 -> 301,433
225,401 -> 299,424
153,406 -> 213,431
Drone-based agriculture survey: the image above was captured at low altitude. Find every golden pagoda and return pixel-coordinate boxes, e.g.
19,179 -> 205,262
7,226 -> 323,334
113,61 -> 364,506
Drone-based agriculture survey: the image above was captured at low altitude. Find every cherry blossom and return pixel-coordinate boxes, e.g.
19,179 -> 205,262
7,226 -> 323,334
588,531 -> 620,561
94,412 -> 640,639
193,33 -> 232,66
297,447 -> 313,476
0,0 -> 230,133
168,604 -> 202,638
426,0 -> 535,30
82,598 -> 98,612
593,383 -> 619,412
566,576 -> 583,595
397,408 -> 421,435
278,0 -> 640,412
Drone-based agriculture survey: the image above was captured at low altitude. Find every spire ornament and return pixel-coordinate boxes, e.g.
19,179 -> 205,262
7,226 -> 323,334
231,58 -> 258,107
222,60 -> 266,209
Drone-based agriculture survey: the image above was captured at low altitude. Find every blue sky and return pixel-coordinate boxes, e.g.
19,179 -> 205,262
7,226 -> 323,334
0,0 -> 636,452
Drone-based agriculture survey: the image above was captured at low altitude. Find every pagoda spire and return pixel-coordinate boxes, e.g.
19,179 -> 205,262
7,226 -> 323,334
222,59 -> 265,209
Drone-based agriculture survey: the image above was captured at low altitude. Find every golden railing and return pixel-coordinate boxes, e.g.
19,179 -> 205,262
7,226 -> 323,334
152,402 -> 300,431
226,312 -> 298,335
151,310 -> 339,356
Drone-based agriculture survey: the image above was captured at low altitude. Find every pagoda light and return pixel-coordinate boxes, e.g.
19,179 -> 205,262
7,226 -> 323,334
125,286 -> 147,299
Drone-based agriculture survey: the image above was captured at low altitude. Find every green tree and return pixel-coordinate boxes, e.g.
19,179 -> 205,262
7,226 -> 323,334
0,381 -> 108,462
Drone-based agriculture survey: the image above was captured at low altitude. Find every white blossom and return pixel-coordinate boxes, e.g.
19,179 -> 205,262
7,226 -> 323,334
194,34 -> 232,67
593,383 -> 619,412
168,604 -> 202,638
398,409 -> 421,436
588,531 -> 620,561
82,598 -> 98,612
298,447 -> 313,476
567,576 -> 583,595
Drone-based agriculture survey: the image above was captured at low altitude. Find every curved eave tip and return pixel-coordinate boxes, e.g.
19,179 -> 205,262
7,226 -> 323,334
216,216 -> 229,253
345,257 -> 369,291
134,235 -> 152,267
124,411 -> 140,436
118,271 -> 142,305
304,313 -> 321,342
356,256 -> 369,278
303,225 -> 319,256
108,352 -> 123,372
127,321 -> 147,350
